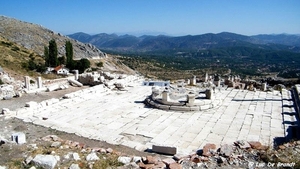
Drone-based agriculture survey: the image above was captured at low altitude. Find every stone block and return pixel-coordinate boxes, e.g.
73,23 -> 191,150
157,104 -> 170,110
189,106 -> 200,111
118,156 -> 132,164
152,145 -> 177,155
169,106 -> 190,111
11,132 -> 26,144
200,104 -> 210,110
46,84 -> 61,92
33,154 -> 57,169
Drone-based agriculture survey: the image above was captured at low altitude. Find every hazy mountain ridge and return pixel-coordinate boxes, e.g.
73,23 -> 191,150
0,16 -> 105,59
68,32 -> 300,53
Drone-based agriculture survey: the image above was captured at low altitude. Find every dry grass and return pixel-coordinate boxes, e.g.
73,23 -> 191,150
0,36 -> 44,79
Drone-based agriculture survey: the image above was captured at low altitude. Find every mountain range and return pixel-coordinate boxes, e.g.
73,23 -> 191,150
68,32 -> 300,54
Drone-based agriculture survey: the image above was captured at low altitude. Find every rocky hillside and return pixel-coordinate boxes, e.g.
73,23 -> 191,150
0,15 -> 105,59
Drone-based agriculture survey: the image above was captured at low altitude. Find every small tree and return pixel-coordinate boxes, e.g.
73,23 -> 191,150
48,39 -> 58,67
58,56 -> 66,65
65,41 -> 74,69
77,58 -> 91,73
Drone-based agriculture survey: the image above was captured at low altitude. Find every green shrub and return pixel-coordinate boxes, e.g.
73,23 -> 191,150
96,62 -> 104,67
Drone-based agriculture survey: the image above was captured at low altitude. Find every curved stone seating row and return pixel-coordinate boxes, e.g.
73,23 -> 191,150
144,97 -> 222,111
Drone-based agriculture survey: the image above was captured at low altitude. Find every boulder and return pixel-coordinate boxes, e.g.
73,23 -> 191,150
0,84 -> 15,100
32,154 -> 57,169
118,156 -> 132,164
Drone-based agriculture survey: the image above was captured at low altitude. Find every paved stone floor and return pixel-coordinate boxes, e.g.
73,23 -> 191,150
13,78 -> 291,154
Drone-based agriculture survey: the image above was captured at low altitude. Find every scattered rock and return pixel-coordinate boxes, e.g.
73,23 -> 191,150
190,154 -> 201,163
220,144 -> 233,157
73,153 -> 80,161
169,162 -> 182,169
202,143 -> 217,157
32,154 -> 57,169
145,155 -> 160,164
51,141 -> 61,148
162,157 -> 176,165
234,140 -> 251,149
248,141 -> 262,149
69,163 -> 80,169
86,152 -> 99,161
25,156 -> 33,164
138,162 -> 155,169
216,156 -> 227,164
118,156 -> 132,164
119,162 -> 140,169
155,161 -> 167,168
132,156 -> 142,163
106,147 -> 113,153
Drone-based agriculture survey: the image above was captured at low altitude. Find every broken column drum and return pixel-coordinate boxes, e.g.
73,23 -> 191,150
162,90 -> 169,103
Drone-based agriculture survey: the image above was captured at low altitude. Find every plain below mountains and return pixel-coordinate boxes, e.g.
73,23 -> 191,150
68,32 -> 300,54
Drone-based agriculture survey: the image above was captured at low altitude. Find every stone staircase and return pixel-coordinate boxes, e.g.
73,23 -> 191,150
282,85 -> 300,141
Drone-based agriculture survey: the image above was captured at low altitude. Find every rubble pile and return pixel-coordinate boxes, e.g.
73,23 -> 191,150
1,133 -> 299,169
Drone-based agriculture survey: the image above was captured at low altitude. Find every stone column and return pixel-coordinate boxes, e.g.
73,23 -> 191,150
216,80 -> 221,87
186,93 -> 196,106
205,89 -> 214,100
261,83 -> 267,91
36,76 -> 42,88
205,73 -> 208,82
191,76 -> 196,85
187,79 -> 190,85
74,70 -> 79,80
162,90 -> 169,103
24,76 -> 30,90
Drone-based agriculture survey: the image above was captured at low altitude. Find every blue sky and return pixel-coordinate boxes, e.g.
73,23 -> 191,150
1,0 -> 299,36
